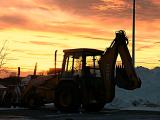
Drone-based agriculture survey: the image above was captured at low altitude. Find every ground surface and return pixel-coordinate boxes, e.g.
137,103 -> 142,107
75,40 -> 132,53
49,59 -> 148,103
0,107 -> 160,120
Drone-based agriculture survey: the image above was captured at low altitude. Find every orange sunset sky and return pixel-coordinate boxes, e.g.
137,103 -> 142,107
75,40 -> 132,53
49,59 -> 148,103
0,0 -> 160,76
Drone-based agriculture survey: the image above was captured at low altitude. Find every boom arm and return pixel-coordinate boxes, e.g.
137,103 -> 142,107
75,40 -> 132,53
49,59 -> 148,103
99,30 -> 141,103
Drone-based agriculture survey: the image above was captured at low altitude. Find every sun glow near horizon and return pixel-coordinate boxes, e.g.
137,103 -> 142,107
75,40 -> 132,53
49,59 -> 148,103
0,0 -> 160,76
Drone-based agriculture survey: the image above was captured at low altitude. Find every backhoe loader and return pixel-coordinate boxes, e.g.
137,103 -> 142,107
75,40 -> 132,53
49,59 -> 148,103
22,30 -> 141,111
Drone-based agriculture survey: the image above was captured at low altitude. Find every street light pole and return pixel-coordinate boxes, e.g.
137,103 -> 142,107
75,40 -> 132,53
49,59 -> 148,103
132,0 -> 136,67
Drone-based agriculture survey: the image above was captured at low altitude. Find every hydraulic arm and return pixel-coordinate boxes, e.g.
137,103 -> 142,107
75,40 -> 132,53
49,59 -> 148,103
99,30 -> 141,103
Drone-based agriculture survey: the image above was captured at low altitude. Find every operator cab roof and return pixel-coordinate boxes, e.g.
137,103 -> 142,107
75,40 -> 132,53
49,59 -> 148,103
63,48 -> 103,57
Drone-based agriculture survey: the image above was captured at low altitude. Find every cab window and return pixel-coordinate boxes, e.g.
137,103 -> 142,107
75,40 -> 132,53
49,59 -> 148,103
86,55 -> 101,77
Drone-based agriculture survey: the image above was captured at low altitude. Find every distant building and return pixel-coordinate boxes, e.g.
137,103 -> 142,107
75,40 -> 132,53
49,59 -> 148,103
47,68 -> 62,75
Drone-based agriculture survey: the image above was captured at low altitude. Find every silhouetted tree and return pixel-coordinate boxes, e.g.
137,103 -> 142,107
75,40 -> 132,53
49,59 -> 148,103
0,40 -> 8,72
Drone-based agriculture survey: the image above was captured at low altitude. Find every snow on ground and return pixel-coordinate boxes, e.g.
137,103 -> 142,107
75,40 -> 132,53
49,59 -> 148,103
105,66 -> 160,111
121,106 -> 160,112
0,107 -> 27,110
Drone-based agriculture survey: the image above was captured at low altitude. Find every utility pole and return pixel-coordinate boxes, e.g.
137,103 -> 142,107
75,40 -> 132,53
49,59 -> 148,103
18,67 -> 21,85
132,0 -> 136,67
34,62 -> 37,76
55,50 -> 57,74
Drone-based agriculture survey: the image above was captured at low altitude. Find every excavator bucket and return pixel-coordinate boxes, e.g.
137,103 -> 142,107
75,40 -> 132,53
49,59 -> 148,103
115,65 -> 141,90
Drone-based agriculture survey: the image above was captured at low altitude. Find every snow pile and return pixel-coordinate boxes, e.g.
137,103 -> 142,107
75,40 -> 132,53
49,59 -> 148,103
105,66 -> 160,110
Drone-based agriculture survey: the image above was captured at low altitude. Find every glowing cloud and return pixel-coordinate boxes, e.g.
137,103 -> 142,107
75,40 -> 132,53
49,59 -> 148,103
0,0 -> 159,75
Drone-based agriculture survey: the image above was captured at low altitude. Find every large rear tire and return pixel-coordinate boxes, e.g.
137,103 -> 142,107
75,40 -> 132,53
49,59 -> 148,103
55,81 -> 80,112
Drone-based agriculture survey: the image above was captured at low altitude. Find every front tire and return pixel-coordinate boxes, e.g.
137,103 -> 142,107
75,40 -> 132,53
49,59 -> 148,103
22,90 -> 42,109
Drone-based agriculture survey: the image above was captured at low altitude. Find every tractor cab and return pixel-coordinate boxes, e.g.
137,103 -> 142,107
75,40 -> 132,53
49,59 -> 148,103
55,48 -> 105,112
61,48 -> 103,80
